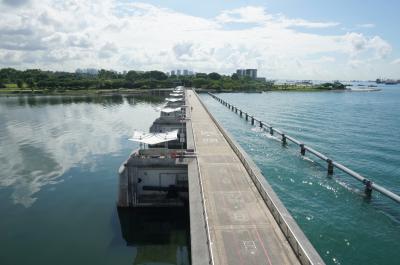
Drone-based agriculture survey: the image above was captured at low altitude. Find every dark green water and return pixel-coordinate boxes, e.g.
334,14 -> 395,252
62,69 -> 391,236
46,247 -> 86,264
201,84 -> 400,265
0,95 -> 190,265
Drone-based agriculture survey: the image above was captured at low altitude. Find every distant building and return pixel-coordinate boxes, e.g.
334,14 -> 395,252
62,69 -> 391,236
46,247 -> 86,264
170,69 -> 194,77
75,68 -> 99,75
236,69 -> 257,79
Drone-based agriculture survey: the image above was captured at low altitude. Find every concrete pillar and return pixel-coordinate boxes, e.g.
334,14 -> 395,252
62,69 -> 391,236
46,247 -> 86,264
245,113 -> 248,121
269,127 -> 273,135
259,122 -> 263,128
282,134 -> 287,145
300,144 -> 306,155
251,117 -> 254,125
240,110 -> 242,117
364,180 -> 373,196
327,159 -> 333,175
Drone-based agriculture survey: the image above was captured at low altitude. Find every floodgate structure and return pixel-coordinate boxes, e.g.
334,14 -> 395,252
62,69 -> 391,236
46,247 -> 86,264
117,87 -> 325,265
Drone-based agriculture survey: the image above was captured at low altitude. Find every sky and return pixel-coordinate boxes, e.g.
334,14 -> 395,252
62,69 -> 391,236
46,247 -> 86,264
0,0 -> 399,80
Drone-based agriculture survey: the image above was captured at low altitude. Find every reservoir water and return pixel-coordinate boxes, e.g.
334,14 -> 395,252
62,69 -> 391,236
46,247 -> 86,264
201,84 -> 400,265
0,95 -> 190,265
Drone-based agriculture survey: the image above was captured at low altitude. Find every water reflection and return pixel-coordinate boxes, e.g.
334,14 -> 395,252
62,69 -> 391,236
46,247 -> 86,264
0,94 -> 165,108
0,95 -> 163,207
117,207 -> 190,265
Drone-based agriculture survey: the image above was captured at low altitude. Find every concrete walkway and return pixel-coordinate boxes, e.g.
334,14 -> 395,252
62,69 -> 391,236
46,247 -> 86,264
187,90 -> 300,265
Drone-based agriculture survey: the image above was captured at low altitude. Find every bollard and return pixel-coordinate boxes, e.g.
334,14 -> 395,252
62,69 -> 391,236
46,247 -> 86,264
269,127 -> 274,135
300,144 -> 306,155
282,134 -> 287,145
364,180 -> 373,196
327,159 -> 334,175
251,117 -> 254,125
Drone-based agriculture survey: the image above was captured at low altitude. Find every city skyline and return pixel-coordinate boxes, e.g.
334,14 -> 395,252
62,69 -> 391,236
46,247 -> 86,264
0,0 -> 399,80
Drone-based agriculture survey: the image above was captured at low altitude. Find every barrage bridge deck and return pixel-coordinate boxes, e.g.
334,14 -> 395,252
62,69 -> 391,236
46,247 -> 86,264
186,89 -> 324,265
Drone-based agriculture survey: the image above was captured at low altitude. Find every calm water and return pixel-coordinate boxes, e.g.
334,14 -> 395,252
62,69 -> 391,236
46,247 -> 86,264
201,84 -> 400,265
0,95 -> 190,265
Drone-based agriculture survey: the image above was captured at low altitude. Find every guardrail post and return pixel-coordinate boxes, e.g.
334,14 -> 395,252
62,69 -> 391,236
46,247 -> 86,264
300,144 -> 306,155
240,110 -> 242,117
235,107 -> 237,113
364,180 -> 373,196
245,113 -> 248,121
259,121 -> 263,128
327,159 -> 334,175
269,127 -> 274,135
282,134 -> 287,145
251,117 -> 254,125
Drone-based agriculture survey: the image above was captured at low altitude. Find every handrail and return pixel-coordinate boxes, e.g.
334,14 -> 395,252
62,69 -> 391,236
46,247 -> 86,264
208,92 -> 400,204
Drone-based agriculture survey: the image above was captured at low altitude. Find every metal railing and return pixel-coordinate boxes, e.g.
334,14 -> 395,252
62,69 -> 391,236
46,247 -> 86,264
208,92 -> 400,204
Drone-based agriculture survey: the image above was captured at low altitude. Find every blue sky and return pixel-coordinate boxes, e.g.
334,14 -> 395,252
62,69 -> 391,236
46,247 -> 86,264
0,0 -> 399,80
145,0 -> 400,49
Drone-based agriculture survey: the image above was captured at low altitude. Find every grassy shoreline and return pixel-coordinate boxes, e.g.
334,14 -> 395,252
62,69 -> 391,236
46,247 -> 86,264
0,85 -> 346,96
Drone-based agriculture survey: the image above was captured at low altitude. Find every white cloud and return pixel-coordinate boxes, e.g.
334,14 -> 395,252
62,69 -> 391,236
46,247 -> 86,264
99,42 -> 118,59
0,1 -> 395,79
391,58 -> 400,64
2,0 -> 30,7
216,6 -> 272,24
356,23 -> 375,28
276,16 -> 339,28
342,32 -> 391,58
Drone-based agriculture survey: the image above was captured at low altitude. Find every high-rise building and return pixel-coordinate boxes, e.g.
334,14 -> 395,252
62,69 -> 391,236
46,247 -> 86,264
171,70 -> 176,76
183,69 -> 189,76
177,69 -> 182,76
236,69 -> 257,79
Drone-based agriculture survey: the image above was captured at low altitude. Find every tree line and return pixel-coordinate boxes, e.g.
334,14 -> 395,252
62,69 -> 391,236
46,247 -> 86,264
0,68 -> 272,91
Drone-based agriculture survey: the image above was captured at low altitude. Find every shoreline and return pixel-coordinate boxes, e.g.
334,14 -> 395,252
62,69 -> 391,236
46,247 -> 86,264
0,86 -> 355,97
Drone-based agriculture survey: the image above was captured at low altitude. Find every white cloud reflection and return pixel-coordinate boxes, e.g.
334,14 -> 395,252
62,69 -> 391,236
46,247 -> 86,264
0,97 -> 160,207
